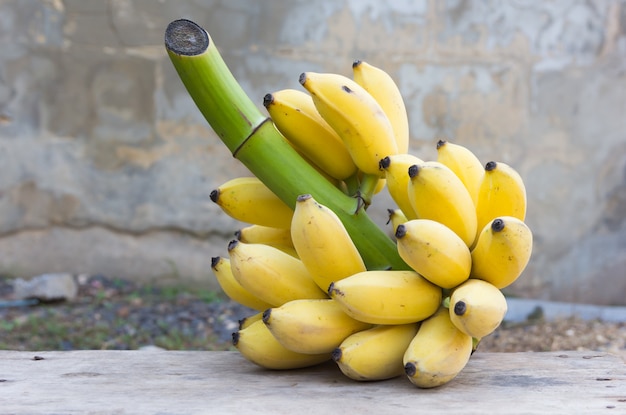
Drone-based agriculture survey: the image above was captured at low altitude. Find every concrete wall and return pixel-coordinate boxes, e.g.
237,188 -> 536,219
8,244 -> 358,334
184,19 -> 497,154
1,0 -> 625,304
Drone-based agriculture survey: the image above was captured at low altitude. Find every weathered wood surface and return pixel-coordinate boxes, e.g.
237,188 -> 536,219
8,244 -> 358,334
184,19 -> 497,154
0,351 -> 624,414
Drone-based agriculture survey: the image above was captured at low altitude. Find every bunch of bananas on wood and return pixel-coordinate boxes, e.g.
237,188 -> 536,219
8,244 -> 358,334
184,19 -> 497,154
208,61 -> 532,388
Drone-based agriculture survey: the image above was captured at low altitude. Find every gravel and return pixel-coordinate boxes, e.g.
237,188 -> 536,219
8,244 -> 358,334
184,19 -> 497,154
0,274 -> 624,359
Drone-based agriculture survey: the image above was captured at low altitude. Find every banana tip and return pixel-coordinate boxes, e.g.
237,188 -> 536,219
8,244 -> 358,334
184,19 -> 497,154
404,362 -> 417,377
297,194 -> 312,203
407,164 -> 419,178
331,348 -> 343,362
298,72 -> 307,86
485,161 -> 497,171
227,239 -> 239,251
491,218 -> 505,232
231,331 -> 240,346
453,301 -> 467,316
379,156 -> 391,170
327,282 -> 344,298
210,256 -> 221,268
395,224 -> 407,239
262,93 -> 274,108
262,308 -> 272,324
209,189 -> 219,203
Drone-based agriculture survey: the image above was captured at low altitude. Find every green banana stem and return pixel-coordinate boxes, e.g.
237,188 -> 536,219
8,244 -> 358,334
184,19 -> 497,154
165,19 -> 409,271
357,173 -> 382,209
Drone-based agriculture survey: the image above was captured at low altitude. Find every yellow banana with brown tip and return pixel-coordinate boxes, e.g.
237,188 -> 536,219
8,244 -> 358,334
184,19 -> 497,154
436,139 -> 484,206
449,279 -> 508,339
470,216 -> 533,289
227,240 -> 327,307
395,219 -> 471,289
290,194 -> 367,292
299,71 -> 398,176
379,153 -> 423,220
238,311 -> 264,330
262,298 -> 372,355
403,307 -> 473,388
474,161 -> 527,245
352,60 -> 410,154
233,318 -> 330,370
235,224 -> 295,257
332,323 -> 419,381
328,269 -> 442,325
387,208 -> 408,235
407,161 -> 477,247
210,177 -> 293,229
263,89 -> 357,180
210,256 -> 274,311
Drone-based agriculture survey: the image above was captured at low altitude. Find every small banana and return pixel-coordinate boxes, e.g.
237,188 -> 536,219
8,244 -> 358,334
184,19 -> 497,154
233,318 -> 330,370
227,240 -> 327,307
328,269 -> 442,325
352,60 -> 410,154
238,311 -> 264,330
470,216 -> 533,289
262,298 -> 372,355
263,89 -> 357,180
403,307 -> 473,388
210,177 -> 293,229
290,194 -> 367,292
395,219 -> 471,289
210,256 -> 273,311
474,161 -> 527,245
407,161 -> 477,247
387,208 -> 408,235
235,224 -> 294,253
436,140 -> 484,206
299,71 -> 398,176
332,323 -> 419,381
379,154 -> 424,220
449,279 -> 508,339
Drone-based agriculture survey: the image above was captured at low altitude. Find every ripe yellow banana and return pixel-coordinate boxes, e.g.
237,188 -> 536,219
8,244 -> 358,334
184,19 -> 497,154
263,89 -> 358,180
332,323 -> 419,381
235,224 -> 294,251
262,298 -> 372,355
407,161 -> 477,247
395,219 -> 471,289
379,154 -> 424,220
211,256 -> 274,311
290,194 -> 367,292
233,318 -> 330,370
328,270 -> 442,325
387,208 -> 408,235
352,60 -> 410,154
449,279 -> 508,339
238,311 -> 263,330
403,307 -> 473,388
227,240 -> 328,307
299,71 -> 398,176
210,176 -> 293,229
470,216 -> 533,289
474,161 -> 527,245
436,140 -> 484,206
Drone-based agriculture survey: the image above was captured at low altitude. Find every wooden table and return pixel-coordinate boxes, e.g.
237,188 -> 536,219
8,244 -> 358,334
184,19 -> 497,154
1,350 -> 624,414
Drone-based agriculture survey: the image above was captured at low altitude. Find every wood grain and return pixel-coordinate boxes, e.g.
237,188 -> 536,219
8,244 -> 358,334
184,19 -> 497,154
0,351 -> 624,414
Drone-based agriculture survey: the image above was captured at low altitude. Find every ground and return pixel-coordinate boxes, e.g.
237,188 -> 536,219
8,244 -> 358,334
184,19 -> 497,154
1,275 -> 624,359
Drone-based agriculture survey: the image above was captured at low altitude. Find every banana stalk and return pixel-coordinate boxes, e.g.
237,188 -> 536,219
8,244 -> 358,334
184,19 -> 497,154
165,19 -> 408,271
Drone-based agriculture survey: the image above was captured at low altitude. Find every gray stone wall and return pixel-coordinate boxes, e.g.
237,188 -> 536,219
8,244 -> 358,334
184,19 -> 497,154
1,0 -> 625,304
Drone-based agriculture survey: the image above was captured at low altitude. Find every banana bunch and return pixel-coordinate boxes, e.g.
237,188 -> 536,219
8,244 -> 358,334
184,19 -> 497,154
207,61 -> 533,388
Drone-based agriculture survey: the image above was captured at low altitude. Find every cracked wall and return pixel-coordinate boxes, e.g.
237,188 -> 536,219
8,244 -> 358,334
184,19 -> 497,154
0,0 -> 625,304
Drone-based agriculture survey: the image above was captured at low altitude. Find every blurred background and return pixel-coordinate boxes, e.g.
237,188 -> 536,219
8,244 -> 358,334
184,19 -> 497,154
0,0 -> 624,305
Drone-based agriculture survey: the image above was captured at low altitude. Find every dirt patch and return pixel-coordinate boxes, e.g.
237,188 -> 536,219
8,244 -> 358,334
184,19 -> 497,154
1,275 -> 624,358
